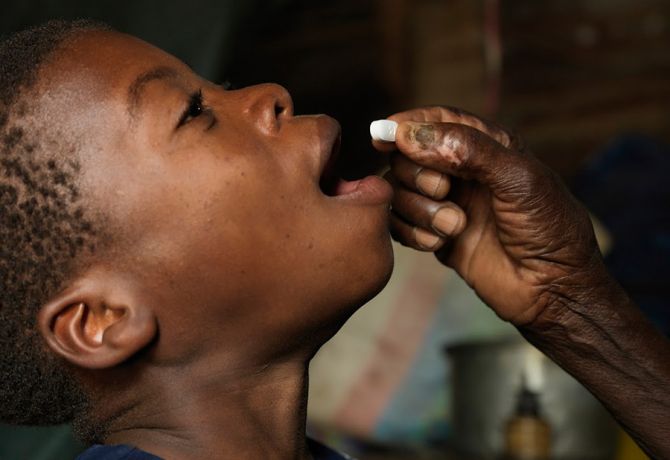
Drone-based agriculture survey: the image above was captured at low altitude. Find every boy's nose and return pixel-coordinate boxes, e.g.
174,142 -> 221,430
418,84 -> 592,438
242,83 -> 294,134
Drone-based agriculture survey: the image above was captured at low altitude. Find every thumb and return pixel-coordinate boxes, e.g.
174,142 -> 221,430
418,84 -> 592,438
395,121 -> 533,194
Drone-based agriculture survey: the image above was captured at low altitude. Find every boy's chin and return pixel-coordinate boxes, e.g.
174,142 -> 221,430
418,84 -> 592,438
294,236 -> 395,353
361,241 -> 395,302
320,265 -> 392,345
339,239 -> 395,318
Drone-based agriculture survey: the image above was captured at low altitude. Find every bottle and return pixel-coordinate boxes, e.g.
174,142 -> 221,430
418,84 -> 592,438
503,382 -> 551,460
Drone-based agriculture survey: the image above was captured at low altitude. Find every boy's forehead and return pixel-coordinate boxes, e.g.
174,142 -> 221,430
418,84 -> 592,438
38,31 -> 186,111
27,30 -> 188,142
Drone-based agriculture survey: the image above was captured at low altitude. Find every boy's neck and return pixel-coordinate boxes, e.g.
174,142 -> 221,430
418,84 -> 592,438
103,359 -> 312,460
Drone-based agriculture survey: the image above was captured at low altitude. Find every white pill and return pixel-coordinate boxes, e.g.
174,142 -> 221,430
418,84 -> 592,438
370,120 -> 398,142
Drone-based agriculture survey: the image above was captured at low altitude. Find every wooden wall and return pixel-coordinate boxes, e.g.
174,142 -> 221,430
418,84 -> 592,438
228,0 -> 670,178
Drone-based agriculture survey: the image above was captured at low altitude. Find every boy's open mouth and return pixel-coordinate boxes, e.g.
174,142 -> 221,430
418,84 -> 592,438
318,134 -> 351,196
319,117 -> 393,205
317,123 -> 392,204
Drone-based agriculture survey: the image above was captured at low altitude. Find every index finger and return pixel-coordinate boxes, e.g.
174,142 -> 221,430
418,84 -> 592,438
393,121 -> 534,197
372,106 -> 519,152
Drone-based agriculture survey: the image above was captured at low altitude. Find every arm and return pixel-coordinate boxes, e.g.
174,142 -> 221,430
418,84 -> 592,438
522,269 -> 670,458
377,106 -> 670,459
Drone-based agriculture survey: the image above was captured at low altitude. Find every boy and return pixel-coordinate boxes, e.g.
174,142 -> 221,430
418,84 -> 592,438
2,20 -> 669,460
1,19 -> 394,459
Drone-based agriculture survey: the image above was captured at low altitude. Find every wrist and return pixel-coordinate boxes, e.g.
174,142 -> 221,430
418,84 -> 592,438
523,254 -> 625,337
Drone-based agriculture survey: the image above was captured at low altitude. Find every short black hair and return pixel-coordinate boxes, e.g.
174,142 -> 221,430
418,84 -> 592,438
0,19 -> 110,435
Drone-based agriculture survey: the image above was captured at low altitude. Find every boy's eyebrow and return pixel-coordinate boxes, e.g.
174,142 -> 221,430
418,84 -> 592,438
127,66 -> 179,118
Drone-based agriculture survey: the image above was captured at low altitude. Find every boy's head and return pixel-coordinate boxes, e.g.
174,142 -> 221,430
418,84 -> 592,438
0,20 -> 393,440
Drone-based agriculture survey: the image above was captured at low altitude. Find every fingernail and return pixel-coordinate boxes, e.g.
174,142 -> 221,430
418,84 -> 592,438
406,122 -> 436,148
416,169 -> 446,197
414,227 -> 441,250
432,207 -> 461,235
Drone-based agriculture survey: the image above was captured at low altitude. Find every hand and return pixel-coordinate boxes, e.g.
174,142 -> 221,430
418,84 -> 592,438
377,107 -> 605,325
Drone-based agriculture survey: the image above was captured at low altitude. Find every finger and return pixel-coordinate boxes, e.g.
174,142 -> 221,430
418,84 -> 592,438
372,137 -> 397,153
389,213 -> 446,251
390,153 -> 451,200
382,169 -> 396,186
371,106 -> 522,152
394,121 -> 534,196
392,185 -> 467,237
390,106 -> 517,149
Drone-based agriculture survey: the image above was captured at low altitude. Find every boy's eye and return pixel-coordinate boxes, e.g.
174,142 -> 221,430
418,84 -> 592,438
178,90 -> 205,127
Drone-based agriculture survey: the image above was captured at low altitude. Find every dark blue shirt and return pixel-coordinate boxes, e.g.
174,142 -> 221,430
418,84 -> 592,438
76,438 -> 351,459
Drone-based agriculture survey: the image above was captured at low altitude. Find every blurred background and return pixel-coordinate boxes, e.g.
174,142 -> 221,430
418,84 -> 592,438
1,0 -> 669,459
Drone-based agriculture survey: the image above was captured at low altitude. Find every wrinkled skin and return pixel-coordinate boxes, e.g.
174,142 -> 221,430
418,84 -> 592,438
379,106 -> 601,325
376,106 -> 670,459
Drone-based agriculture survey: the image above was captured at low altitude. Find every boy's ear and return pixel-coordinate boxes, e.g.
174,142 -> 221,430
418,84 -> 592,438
37,272 -> 158,370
